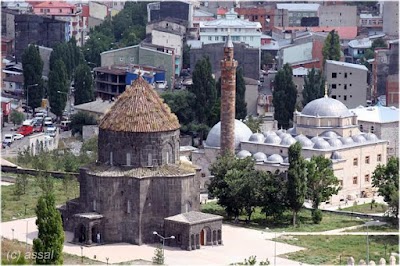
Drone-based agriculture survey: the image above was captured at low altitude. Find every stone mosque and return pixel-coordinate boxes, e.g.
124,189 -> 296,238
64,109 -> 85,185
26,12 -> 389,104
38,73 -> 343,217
59,76 -> 223,250
193,90 -> 388,204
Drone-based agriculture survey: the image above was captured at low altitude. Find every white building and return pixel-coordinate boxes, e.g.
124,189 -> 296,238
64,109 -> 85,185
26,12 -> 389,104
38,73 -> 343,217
199,9 -> 262,48
276,3 -> 320,26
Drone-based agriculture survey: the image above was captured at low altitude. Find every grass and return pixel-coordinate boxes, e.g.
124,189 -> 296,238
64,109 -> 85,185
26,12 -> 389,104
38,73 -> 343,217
277,235 -> 399,265
201,202 -> 368,232
341,203 -> 388,214
1,238 -> 102,265
344,224 -> 399,233
1,175 -> 79,222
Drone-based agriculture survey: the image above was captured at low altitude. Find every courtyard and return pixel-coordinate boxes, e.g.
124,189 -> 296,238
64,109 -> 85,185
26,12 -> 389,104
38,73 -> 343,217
1,217 -> 305,265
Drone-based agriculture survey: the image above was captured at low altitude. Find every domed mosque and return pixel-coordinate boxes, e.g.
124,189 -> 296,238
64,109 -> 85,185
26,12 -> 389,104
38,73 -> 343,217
60,77 -> 223,251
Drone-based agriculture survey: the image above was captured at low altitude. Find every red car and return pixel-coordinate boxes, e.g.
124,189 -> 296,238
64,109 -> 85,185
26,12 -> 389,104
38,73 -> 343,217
17,125 -> 34,136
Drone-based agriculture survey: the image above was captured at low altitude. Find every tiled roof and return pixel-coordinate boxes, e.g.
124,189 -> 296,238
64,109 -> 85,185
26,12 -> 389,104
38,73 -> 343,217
99,76 -> 180,133
165,211 -> 223,224
33,1 -> 75,8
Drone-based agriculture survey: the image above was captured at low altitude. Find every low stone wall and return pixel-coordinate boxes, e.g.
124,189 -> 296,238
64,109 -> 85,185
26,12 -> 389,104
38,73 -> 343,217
1,165 -> 78,179
307,207 -> 391,221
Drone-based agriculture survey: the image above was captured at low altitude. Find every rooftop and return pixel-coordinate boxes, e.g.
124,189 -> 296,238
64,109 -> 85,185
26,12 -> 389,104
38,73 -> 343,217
99,76 -> 180,133
326,60 -> 368,71
274,26 -> 358,40
348,38 -> 372,49
33,1 -> 75,8
276,3 -> 320,12
165,211 -> 223,225
350,105 -> 399,123
74,99 -> 115,115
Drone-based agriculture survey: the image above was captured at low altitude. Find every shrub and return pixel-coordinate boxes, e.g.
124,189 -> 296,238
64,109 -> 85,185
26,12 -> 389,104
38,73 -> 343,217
312,209 -> 323,224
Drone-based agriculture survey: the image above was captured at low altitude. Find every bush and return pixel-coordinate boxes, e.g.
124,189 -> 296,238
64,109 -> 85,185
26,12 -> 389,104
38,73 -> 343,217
312,209 -> 323,224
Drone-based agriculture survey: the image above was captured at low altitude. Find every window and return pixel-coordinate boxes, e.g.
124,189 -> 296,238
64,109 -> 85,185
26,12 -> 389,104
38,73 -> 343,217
332,73 -> 337,78
215,36 -> 219,41
344,72 -> 348,78
250,36 -> 254,41
353,158 -> 358,166
344,95 -> 347,101
365,174 -> 370,182
59,9 -> 62,13
332,84 -> 337,89
359,125 -> 363,132
332,95 -> 337,99
127,200 -> 131,213
371,126 -> 374,133
214,28 -> 218,32
40,8 -> 43,12
201,173 -> 206,177
148,153 -> 152,166
350,72 -> 352,75
126,153 -> 131,166
208,36 -> 212,41
365,156 -> 370,164
377,154 -> 382,162
110,152 -> 113,165
344,84 -> 347,90
353,176 -> 358,184
119,57 -> 123,62
93,200 -> 97,211
350,84 -> 352,86
350,95 -> 352,98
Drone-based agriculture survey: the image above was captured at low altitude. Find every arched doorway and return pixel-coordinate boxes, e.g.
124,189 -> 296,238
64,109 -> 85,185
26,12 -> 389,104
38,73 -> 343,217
91,225 -> 100,244
200,227 -> 211,246
76,224 -> 86,243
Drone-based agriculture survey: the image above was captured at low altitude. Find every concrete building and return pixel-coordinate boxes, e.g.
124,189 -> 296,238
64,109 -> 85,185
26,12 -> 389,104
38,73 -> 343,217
325,60 -> 369,109
319,5 -> 357,27
350,104 -> 399,157
14,14 -> 68,62
2,75 -> 23,96
386,74 -> 399,108
190,42 -> 260,80
193,94 -> 388,204
382,1 -> 399,37
146,18 -> 187,35
60,77 -> 222,250
199,9 -> 262,48
359,14 -> 383,34
276,3 -> 320,27
148,1 -> 193,27
346,38 -> 372,63
243,77 -> 259,116
1,8 -> 17,42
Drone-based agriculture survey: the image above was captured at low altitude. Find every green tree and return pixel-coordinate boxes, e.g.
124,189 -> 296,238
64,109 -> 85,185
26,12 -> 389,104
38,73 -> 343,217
261,51 -> 274,69
371,38 -> 386,50
33,192 -> 64,264
272,64 -> 297,129
306,156 -> 339,223
74,63 -> 94,105
161,90 -> 196,130
10,110 -> 24,126
182,43 -> 191,69
14,174 -> 28,197
83,32 -> 115,67
70,111 -> 97,136
236,67 -> 247,120
152,246 -> 164,265
48,59 -> 68,118
372,157 -> 399,218
287,142 -> 307,226
302,68 -> 325,107
22,45 -> 44,109
322,30 -> 341,63
189,56 -> 217,127
244,116 -> 263,133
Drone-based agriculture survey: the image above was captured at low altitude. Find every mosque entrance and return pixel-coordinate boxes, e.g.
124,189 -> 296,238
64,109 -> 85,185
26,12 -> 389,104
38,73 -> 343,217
76,224 -> 86,243
200,229 -> 205,245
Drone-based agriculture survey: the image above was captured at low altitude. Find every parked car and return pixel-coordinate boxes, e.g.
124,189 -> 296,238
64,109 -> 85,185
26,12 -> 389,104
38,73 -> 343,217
3,134 -> 14,145
12,133 -> 24,140
45,126 -> 57,137
60,120 -> 71,131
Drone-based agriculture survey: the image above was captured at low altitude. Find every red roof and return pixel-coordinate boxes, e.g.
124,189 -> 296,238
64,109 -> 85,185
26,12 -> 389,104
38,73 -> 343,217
34,1 -> 75,9
274,26 -> 357,40
217,7 -> 228,15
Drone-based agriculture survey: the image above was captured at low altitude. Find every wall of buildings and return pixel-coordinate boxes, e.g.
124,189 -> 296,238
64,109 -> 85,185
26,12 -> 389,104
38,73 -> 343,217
386,74 -> 399,108
382,1 -> 399,37
319,5 -> 357,27
281,42 -> 313,66
325,61 -> 369,108
89,1 -> 108,21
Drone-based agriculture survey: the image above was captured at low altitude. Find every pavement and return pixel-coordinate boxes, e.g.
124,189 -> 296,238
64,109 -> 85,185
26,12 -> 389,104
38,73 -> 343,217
1,218 -> 307,265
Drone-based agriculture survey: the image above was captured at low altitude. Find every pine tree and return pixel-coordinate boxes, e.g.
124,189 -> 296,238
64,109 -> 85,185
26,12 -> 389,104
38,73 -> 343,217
322,30 -> 341,63
302,68 -> 325,107
272,64 -> 297,129
152,246 -> 164,265
48,59 -> 68,118
287,142 -> 307,226
33,192 -> 64,264
235,67 -> 247,120
74,64 -> 94,105
22,45 -> 44,109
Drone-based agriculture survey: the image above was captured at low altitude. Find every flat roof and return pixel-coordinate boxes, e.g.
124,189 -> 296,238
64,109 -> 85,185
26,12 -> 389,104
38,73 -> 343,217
277,3 -> 320,12
326,60 -> 368,71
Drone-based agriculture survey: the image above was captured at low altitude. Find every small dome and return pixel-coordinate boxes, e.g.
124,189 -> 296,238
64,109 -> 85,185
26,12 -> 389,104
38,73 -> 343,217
287,127 -> 296,135
352,134 -> 367,143
311,136 -> 324,143
276,129 -> 286,136
327,138 -> 343,148
249,133 -> 265,143
283,157 -> 289,164
280,133 -> 292,140
295,135 -> 313,147
340,136 -> 354,145
313,139 -> 331,149
302,97 -> 353,117
237,150 -> 252,159
205,119 -> 253,148
263,131 -> 277,137
280,136 -> 297,146
321,130 -> 338,138
267,154 -> 284,163
365,133 -> 378,141
265,134 -> 281,144
253,152 -> 267,162
331,151 -> 342,160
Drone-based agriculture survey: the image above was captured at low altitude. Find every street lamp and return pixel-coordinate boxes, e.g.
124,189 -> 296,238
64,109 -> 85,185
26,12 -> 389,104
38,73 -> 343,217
80,245 -> 83,263
365,219 -> 380,265
26,83 -> 38,118
263,228 -> 285,266
153,231 -> 175,261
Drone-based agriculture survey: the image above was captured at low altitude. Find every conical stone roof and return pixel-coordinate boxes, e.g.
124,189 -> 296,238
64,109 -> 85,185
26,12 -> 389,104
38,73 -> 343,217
99,76 -> 180,133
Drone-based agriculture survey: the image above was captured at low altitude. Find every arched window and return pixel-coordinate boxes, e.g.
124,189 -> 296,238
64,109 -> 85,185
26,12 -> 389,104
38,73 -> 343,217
110,152 -> 113,166
148,153 -> 152,166
126,153 -> 131,166
359,125 -> 363,132
371,126 -> 374,133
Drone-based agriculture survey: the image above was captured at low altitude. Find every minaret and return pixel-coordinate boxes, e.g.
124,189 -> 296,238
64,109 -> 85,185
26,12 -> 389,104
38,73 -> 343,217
220,31 -> 238,155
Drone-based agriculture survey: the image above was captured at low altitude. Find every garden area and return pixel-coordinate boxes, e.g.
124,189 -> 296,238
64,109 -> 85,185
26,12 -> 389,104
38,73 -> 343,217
201,202 -> 368,232
276,235 -> 399,265
341,202 -> 388,214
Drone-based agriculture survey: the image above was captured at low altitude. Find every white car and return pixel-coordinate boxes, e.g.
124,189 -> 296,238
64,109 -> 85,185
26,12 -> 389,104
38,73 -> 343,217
3,134 -> 14,145
13,134 -> 24,140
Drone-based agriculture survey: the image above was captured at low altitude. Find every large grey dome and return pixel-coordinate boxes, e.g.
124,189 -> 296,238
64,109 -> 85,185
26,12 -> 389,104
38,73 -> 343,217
281,136 -> 297,146
364,133 -> 378,142
302,97 -> 353,117
267,154 -> 284,163
265,134 -> 281,144
340,136 -> 354,145
327,138 -> 343,148
311,136 -> 324,143
280,133 -> 292,140
263,131 -> 277,137
321,130 -> 339,138
253,152 -> 267,162
237,150 -> 252,159
313,139 -> 331,149
249,133 -> 265,143
287,127 -> 296,135
352,134 -> 367,143
295,135 -> 314,147
205,119 -> 253,148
